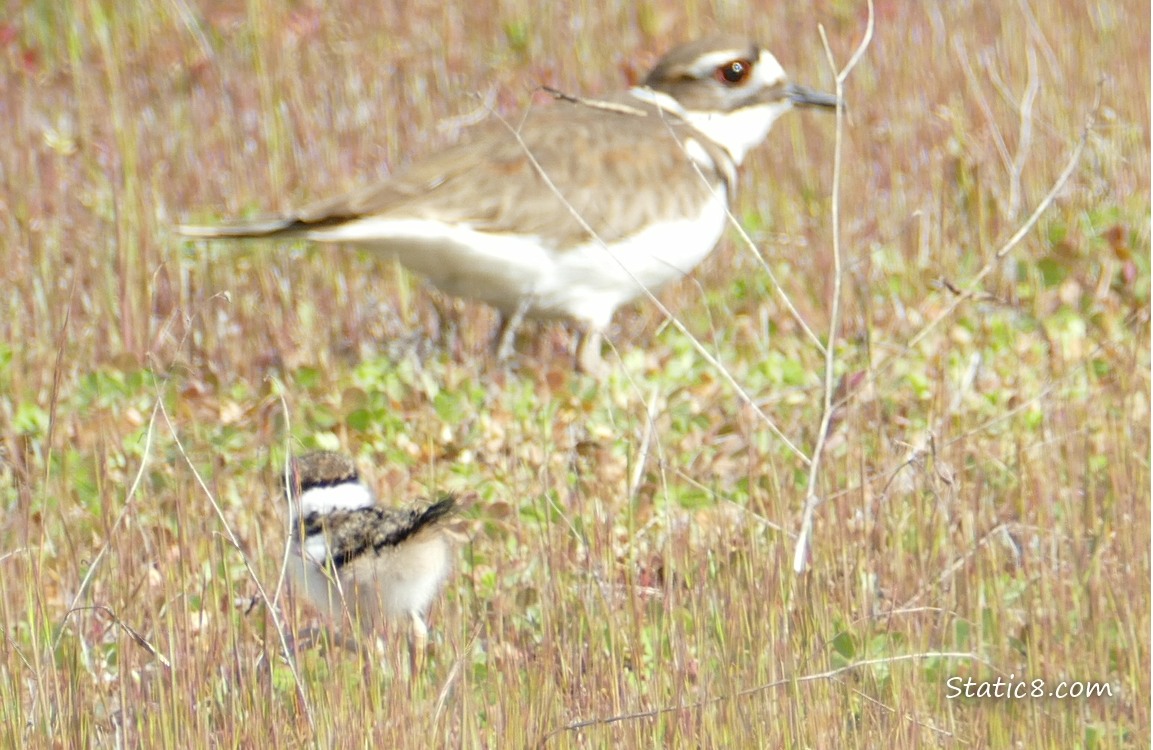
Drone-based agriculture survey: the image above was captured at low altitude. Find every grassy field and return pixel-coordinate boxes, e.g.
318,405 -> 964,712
0,0 -> 1148,747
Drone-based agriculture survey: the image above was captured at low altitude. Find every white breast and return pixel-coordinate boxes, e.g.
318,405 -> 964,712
346,535 -> 452,621
306,188 -> 728,330
288,533 -> 452,631
286,549 -> 345,623
529,189 -> 729,329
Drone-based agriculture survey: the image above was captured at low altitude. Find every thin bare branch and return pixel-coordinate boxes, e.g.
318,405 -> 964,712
159,398 -> 316,730
907,82 -> 1098,350
792,0 -> 875,574
539,650 -> 989,745
64,605 -> 172,669
56,400 -> 160,652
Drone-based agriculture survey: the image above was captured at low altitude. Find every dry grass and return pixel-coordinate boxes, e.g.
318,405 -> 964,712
0,0 -> 1148,747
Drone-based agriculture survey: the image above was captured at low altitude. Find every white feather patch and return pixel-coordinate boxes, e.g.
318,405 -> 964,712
303,197 -> 728,331
302,534 -> 331,565
298,481 -> 374,515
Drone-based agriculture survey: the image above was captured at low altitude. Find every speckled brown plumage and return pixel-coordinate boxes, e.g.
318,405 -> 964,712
283,451 -> 458,659
288,450 -> 359,493
300,496 -> 456,570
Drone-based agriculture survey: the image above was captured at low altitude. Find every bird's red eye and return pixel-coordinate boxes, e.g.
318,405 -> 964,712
715,58 -> 753,85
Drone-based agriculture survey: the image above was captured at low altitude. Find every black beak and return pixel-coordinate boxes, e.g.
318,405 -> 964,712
787,83 -> 839,110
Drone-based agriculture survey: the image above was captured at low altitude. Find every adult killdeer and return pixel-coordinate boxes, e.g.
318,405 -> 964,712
284,451 -> 456,663
180,35 -> 836,372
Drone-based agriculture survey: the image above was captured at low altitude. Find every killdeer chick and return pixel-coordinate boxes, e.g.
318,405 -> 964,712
180,35 -> 836,373
284,451 -> 456,667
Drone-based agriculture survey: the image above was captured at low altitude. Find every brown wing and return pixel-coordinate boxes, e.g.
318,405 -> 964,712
309,496 -> 457,570
181,100 -> 728,247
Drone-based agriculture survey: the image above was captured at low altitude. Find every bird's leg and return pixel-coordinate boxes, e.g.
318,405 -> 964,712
407,611 -> 429,676
575,327 -> 606,376
282,624 -> 324,657
494,298 -> 530,362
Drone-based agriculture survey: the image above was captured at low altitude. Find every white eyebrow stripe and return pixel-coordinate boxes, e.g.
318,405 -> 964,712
687,49 -> 750,76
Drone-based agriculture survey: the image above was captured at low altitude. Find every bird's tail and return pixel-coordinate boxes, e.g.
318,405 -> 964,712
376,495 -> 458,549
415,495 -> 458,529
176,217 -> 304,239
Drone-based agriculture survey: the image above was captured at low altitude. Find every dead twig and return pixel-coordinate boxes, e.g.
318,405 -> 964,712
792,0 -> 875,574
538,650 -> 988,746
